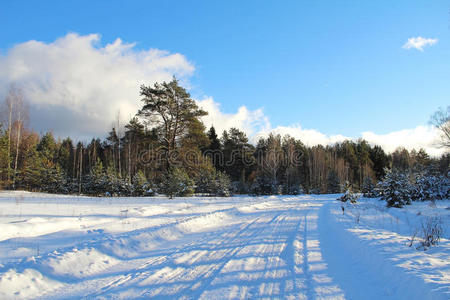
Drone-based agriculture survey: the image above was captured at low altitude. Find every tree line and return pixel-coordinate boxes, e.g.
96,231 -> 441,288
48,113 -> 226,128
0,80 -> 449,197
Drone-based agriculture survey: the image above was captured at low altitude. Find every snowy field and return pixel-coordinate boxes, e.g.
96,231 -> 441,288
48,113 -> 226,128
0,191 -> 448,299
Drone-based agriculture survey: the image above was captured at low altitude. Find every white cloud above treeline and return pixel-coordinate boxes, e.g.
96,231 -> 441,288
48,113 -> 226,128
0,33 -> 445,156
0,33 -> 194,138
402,36 -> 438,51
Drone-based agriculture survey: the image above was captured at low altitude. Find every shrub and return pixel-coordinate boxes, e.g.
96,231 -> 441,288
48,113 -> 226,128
417,216 -> 444,250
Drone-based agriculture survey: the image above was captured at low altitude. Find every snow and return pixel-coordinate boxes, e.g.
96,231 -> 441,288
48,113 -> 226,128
0,191 -> 448,299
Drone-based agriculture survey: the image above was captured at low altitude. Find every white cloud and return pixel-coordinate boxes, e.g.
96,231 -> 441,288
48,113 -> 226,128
0,33 -> 194,138
361,126 -> 443,156
197,100 -> 445,156
253,124 -> 444,157
253,124 -> 350,146
0,33 -> 444,156
402,36 -> 438,51
196,97 -> 270,136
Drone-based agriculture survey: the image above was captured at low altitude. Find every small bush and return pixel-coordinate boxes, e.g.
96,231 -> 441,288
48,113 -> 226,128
417,216 -> 443,250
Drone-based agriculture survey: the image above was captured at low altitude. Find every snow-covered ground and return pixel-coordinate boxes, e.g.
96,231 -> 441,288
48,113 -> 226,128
0,191 -> 448,299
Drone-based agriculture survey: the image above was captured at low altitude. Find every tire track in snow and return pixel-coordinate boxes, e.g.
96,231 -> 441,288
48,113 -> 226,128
89,213 -> 273,298
279,210 -> 303,297
163,212 -> 286,299
29,206 -> 254,298
301,211 -> 315,300
113,211 -> 286,299
243,212 -> 289,299
183,215 -> 278,299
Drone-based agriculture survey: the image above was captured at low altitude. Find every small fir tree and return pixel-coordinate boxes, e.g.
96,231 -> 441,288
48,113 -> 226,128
379,169 -> 413,208
250,174 -> 277,195
161,168 -> 195,199
326,170 -> 341,194
132,170 -> 154,196
338,181 -> 359,203
362,176 -> 377,198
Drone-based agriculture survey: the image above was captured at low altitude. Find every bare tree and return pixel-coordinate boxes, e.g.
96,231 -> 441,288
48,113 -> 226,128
116,110 -> 122,178
430,106 -> 450,149
262,134 -> 282,184
5,86 -> 28,189
2,89 -> 13,183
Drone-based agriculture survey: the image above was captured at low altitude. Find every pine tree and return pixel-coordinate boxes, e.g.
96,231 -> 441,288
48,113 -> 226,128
223,128 -> 255,181
138,78 -> 207,171
203,126 -> 222,170
369,145 -> 390,180
206,126 -> 221,151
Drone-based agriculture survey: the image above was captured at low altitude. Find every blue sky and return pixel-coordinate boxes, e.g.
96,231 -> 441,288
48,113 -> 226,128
0,0 -> 448,153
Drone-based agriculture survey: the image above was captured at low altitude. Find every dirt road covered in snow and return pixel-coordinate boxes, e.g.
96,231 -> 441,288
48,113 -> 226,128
0,192 -> 448,299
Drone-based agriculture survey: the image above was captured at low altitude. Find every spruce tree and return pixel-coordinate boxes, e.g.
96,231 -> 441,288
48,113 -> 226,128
379,170 -> 413,207
326,170 -> 341,193
362,176 -> 377,198
161,168 -> 194,199
132,170 -> 154,196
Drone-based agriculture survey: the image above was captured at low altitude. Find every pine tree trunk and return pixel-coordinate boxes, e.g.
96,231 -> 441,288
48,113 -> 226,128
78,146 -> 82,195
128,140 -> 131,184
73,148 -> 77,179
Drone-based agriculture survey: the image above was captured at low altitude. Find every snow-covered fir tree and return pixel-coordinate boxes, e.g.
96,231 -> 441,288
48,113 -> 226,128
250,175 -> 278,195
379,169 -> 414,208
195,169 -> 232,197
282,183 -> 304,195
160,168 -> 195,199
362,176 -> 377,198
326,170 -> 341,193
338,181 -> 359,203
132,170 -> 154,196
413,172 -> 449,201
